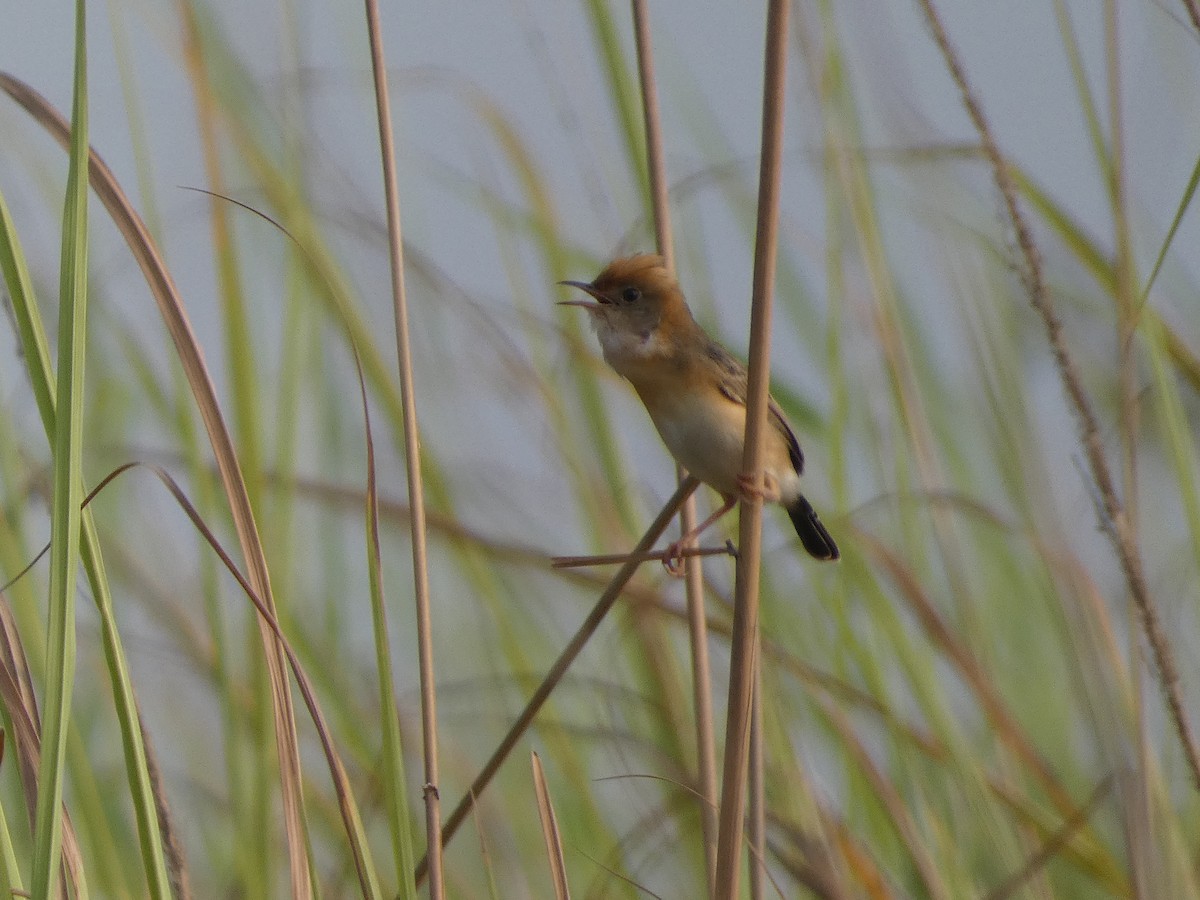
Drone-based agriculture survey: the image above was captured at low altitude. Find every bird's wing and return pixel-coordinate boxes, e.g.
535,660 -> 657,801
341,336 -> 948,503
770,396 -> 805,475
706,338 -> 805,476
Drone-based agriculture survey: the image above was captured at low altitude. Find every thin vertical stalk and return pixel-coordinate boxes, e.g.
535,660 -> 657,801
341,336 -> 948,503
683,479 -> 720,891
1106,0 -> 1138,530
748,662 -> 765,900
630,0 -> 673,268
360,1 -> 444,895
714,1 -> 791,895
629,1 -> 719,886
32,0 -> 88,895
916,0 -> 1200,791
1104,0 -> 1154,869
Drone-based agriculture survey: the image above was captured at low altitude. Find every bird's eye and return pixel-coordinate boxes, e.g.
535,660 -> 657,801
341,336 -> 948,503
621,287 -> 642,303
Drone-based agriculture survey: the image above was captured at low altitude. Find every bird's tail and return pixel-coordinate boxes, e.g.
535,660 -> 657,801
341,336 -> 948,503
786,494 -> 839,561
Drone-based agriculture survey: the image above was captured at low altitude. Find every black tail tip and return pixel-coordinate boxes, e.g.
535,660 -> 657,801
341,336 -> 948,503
787,495 -> 840,561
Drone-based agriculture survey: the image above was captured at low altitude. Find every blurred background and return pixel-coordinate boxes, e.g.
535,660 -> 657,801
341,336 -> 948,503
1,0 -> 1199,897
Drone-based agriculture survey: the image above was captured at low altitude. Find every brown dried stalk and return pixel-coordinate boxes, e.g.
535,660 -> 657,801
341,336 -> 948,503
629,0 -> 721,887
914,0 -> 1200,789
360,0 -> 445,893
414,476 -> 701,883
714,0 -> 793,895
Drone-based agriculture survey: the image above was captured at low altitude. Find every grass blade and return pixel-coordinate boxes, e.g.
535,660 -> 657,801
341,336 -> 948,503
1139,148 -> 1200,306
531,752 -> 571,900
1,172 -> 175,900
30,1 -> 90,894
358,355 -> 417,897
0,66 -> 314,897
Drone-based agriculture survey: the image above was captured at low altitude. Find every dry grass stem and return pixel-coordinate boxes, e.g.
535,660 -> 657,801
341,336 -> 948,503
415,475 -> 700,883
714,1 -> 792,894
550,542 -> 735,569
631,0 -> 673,267
747,671 -> 765,900
983,776 -> 1113,900
629,3 -> 720,883
1180,0 -> 1200,31
361,0 -> 444,892
915,0 -> 1200,790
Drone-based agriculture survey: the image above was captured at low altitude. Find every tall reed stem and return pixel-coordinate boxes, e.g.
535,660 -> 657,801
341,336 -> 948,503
714,1 -> 791,894
361,0 -> 444,893
629,1 -> 720,886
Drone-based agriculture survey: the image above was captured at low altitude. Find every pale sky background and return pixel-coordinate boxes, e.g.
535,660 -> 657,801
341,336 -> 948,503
4,1 -> 1198,342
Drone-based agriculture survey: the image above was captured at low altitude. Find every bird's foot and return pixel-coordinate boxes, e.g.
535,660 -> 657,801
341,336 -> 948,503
661,540 -> 687,577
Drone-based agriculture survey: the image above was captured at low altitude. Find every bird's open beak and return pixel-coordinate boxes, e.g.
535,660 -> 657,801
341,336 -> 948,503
557,280 -> 609,310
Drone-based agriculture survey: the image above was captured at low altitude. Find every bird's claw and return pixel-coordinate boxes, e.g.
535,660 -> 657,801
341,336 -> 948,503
661,541 -> 687,577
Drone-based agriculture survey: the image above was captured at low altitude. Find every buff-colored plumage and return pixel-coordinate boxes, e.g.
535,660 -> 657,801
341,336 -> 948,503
560,254 -> 838,562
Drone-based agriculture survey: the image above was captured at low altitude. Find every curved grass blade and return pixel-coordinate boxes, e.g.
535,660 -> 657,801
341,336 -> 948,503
0,69 -> 314,897
0,597 -> 86,895
50,459 -> 383,896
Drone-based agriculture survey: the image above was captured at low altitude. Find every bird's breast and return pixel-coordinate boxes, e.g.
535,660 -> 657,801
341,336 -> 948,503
637,380 -> 802,502
641,386 -> 748,496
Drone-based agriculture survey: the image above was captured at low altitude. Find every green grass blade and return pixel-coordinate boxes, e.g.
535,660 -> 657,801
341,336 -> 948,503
583,0 -> 649,207
1140,148 -> 1200,305
0,194 -> 56,436
1145,318 -> 1200,570
31,0 -> 90,894
0,100 -> 174,900
0,762 -> 23,898
358,361 -> 416,897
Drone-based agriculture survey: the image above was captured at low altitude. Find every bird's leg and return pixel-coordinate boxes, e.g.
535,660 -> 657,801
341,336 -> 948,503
662,494 -> 737,576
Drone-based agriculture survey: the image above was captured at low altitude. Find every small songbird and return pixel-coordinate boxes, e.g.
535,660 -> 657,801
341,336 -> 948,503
560,253 -> 838,571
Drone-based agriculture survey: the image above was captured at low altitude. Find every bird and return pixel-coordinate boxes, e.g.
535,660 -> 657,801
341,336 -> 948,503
559,253 -> 838,572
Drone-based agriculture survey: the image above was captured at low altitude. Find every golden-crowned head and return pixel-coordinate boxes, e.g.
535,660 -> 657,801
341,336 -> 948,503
558,253 -> 692,338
